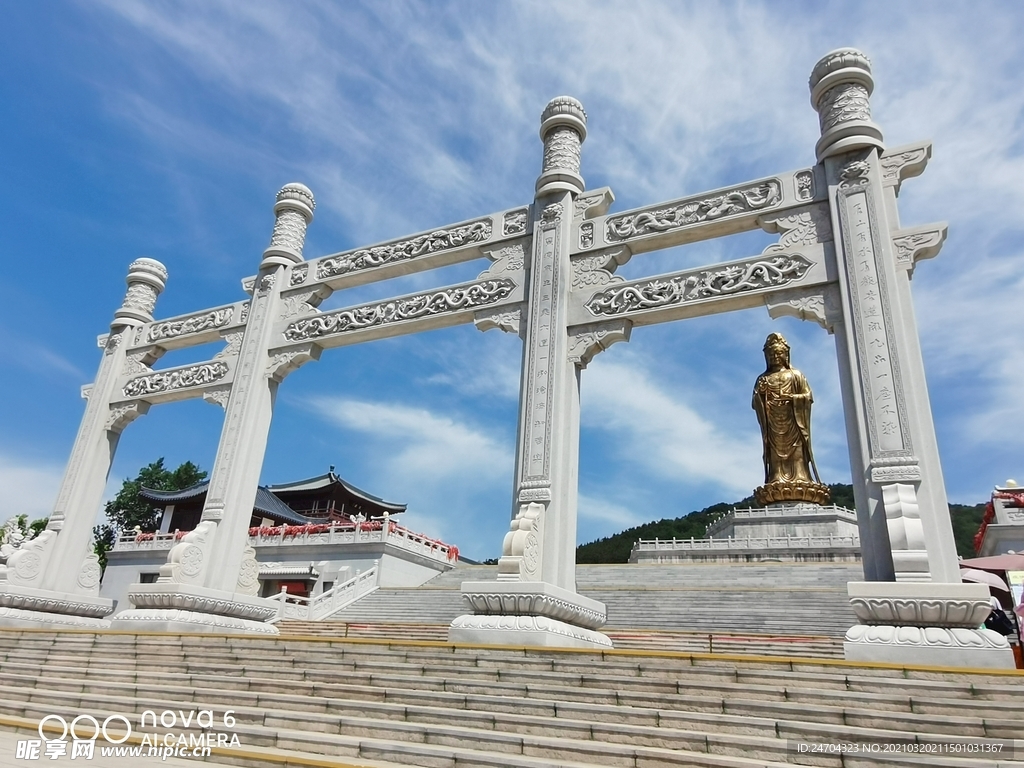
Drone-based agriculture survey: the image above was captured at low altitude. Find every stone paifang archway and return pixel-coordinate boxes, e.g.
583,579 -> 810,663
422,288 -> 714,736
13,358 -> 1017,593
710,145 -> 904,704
3,48 -> 1010,667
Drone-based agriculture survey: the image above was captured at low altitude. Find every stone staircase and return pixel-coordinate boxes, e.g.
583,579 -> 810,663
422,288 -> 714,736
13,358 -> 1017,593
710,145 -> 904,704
0,630 -> 1021,768
323,562 -> 861,647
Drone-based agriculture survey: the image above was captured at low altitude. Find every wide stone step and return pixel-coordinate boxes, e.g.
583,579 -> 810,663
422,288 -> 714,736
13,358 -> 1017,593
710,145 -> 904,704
3,651 -> 1021,727
0,672 -> 1015,768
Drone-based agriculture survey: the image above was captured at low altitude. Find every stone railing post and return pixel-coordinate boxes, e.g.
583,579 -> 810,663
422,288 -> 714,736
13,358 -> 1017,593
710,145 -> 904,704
0,259 -> 166,628
811,49 -> 1011,667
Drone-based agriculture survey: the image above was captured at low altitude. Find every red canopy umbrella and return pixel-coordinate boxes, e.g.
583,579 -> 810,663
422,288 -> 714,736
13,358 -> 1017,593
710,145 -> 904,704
959,554 -> 1024,571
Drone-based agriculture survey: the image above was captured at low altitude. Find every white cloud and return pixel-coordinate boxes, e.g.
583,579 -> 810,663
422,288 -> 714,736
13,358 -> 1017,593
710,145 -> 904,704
582,355 -> 763,499
0,455 -> 63,523
577,493 -> 645,529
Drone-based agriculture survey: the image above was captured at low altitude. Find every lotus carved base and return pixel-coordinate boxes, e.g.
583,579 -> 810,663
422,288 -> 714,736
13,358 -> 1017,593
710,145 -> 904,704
754,481 -> 830,506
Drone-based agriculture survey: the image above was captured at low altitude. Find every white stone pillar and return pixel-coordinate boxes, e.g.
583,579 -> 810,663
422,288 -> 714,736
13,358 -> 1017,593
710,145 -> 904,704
811,49 -> 1012,666
0,259 -> 165,628
111,184 -> 314,635
450,98 -> 611,649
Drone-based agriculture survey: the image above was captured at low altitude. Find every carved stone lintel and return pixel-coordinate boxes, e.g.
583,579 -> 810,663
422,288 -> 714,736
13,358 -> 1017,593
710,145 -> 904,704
571,248 -> 630,291
105,401 -> 151,434
290,263 -> 309,286
474,305 -> 524,336
316,219 -> 492,280
202,386 -> 232,409
123,362 -> 229,398
765,284 -> 841,334
605,179 -> 782,243
266,344 -> 322,383
566,320 -> 632,369
285,279 -> 516,341
586,253 -> 814,317
148,307 -> 234,343
891,224 -> 947,277
879,142 -> 931,192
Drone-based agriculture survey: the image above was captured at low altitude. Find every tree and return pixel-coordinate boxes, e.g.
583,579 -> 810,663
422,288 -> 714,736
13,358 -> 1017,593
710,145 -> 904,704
93,458 -> 206,570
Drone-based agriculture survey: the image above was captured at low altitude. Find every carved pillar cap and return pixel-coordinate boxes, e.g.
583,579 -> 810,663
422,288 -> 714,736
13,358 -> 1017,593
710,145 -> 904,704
262,182 -> 316,269
808,48 -> 884,162
809,48 -> 874,105
113,257 -> 167,326
537,96 -> 587,198
539,96 -> 588,143
273,182 -> 316,223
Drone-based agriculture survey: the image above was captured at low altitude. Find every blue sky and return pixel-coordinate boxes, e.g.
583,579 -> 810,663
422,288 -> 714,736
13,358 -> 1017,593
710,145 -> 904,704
2,3 -> 1023,561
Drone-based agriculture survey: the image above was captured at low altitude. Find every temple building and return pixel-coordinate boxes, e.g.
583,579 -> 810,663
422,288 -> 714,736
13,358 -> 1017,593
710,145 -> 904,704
100,468 -> 458,616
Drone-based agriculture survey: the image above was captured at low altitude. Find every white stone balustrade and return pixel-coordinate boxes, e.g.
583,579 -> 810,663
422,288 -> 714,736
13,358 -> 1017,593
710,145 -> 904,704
633,534 -> 860,552
266,565 -> 379,622
112,522 -> 458,566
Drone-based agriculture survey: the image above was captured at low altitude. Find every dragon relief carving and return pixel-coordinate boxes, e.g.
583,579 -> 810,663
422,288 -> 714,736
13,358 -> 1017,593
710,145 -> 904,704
122,362 -> 229,398
840,158 -> 871,188
316,219 -> 492,280
818,83 -> 872,133
891,227 -> 945,274
502,210 -> 528,236
290,263 -> 309,286
586,254 -> 813,317
540,203 -> 563,225
605,180 -> 782,242
284,279 -> 516,341
573,189 -> 613,220
148,307 -> 235,342
880,145 -> 930,189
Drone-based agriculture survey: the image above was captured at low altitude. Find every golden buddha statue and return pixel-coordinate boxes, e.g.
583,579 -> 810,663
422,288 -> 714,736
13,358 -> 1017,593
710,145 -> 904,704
752,333 -> 830,506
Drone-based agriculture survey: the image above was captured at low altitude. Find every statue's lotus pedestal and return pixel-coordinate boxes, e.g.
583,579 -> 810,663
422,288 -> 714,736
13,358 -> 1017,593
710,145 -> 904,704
843,582 -> 1014,669
110,582 -> 280,635
449,582 -> 612,649
0,585 -> 113,629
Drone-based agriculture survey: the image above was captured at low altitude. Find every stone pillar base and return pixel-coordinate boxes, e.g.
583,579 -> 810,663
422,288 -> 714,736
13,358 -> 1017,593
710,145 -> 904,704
844,625 -> 1013,668
109,582 -> 279,636
449,614 -> 612,648
448,580 -> 612,649
0,585 -> 113,630
843,581 -> 1015,669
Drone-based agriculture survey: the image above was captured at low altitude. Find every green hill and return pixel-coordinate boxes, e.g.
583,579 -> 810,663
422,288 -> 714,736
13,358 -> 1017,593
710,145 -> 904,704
576,484 -> 983,564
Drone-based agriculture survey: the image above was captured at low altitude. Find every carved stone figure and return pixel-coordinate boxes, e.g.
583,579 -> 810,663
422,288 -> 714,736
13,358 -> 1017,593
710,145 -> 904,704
752,333 -> 830,505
